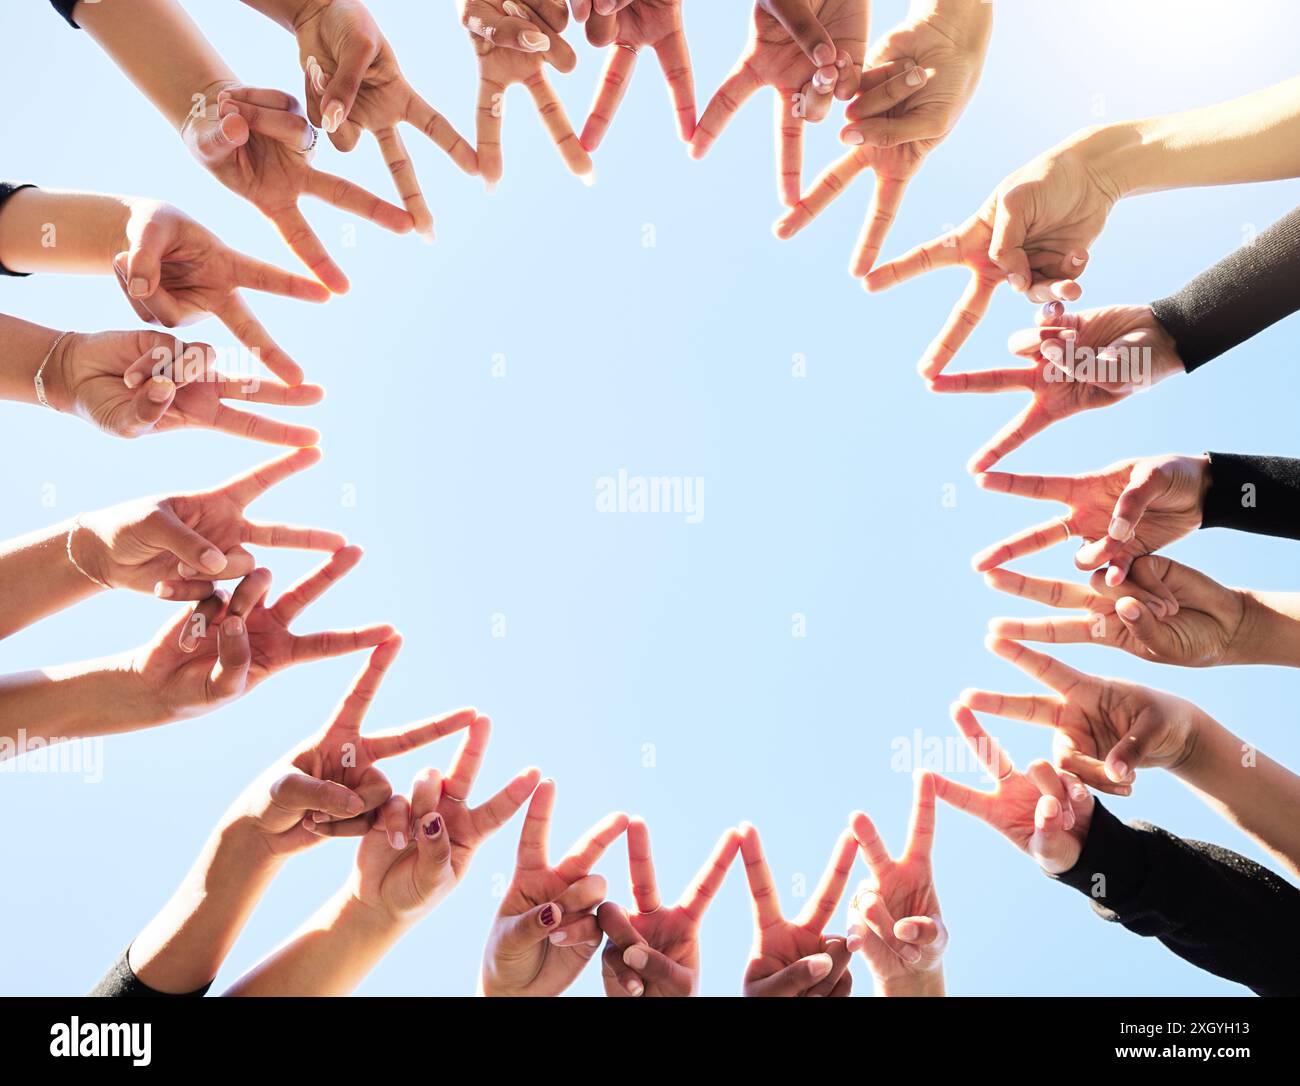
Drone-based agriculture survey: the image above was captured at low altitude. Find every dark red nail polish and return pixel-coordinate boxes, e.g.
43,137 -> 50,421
540,905 -> 556,927
424,814 -> 442,838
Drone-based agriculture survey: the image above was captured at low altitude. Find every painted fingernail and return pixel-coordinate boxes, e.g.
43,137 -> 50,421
1008,273 -> 1027,291
539,904 -> 557,927
841,130 -> 864,146
307,57 -> 326,94
503,0 -> 529,16
147,377 -> 174,403
1108,517 -> 1133,542
392,831 -> 407,850
905,66 -> 925,86
322,101 -> 344,133
808,953 -> 833,979
623,945 -> 648,970
423,813 -> 443,838
520,31 -> 550,51
129,277 -> 150,298
200,548 -> 227,574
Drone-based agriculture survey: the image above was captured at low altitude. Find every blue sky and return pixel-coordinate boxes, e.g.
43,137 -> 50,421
2,0 -> 1298,996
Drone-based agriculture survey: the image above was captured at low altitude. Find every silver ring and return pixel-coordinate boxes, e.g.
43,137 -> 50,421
296,125 -> 319,158
616,42 -> 639,55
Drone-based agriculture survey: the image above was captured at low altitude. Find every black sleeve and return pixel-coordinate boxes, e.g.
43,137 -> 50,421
1150,206 -> 1300,372
1200,451 -> 1300,540
0,183 -> 37,277
89,947 -> 212,998
1051,800 -> 1300,996
48,0 -> 80,28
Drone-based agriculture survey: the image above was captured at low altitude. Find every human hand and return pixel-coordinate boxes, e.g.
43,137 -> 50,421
574,0 -> 694,152
480,779 -> 628,995
846,771 -> 947,992
230,635 -> 487,856
111,200 -> 329,385
931,301 -> 1187,473
774,1 -> 991,276
971,454 -> 1210,586
740,822 -> 856,996
690,0 -> 868,206
43,329 -> 322,444
345,725 -> 540,924
290,0 -> 478,240
459,1 -> 591,187
936,703 -> 1094,875
864,132 -> 1121,376
960,637 -> 1203,793
596,819 -> 741,997
74,447 -> 343,599
183,83 -> 412,291
128,545 -> 394,726
985,556 -> 1250,669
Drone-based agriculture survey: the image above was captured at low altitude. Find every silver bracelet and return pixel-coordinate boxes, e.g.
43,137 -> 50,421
35,330 -> 73,411
66,516 -> 110,590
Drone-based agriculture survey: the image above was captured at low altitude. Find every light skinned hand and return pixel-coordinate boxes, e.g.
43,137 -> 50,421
575,0 -> 695,152
460,0 -> 591,187
740,822 -> 857,996
774,3 -> 991,276
480,779 -> 628,995
961,637 -> 1202,793
847,771 -> 947,985
130,545 -> 394,724
233,636 -> 488,855
690,0 -> 868,207
863,135 -> 1120,376
290,0 -> 479,241
971,453 -> 1211,586
111,200 -> 329,385
184,83 -> 413,292
342,726 -> 540,924
596,819 -> 742,997
42,329 -> 323,445
936,703 -> 1095,875
75,446 -> 344,601
985,556 -> 1249,669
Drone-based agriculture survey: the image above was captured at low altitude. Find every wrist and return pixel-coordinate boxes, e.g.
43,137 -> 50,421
39,329 -> 79,415
874,968 -> 945,997
1140,305 -> 1188,382
914,0 -> 993,46
340,889 -> 413,942
1229,591 -> 1300,667
1170,706 -> 1217,779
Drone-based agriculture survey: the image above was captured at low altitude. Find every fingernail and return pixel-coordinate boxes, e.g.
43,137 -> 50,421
308,57 -> 326,94
539,904 -> 557,927
200,548 -> 227,574
124,371 -> 145,389
548,930 -> 568,945
1008,273 -> 1027,291
504,0 -> 529,15
520,31 -> 550,51
1071,253 -> 1087,266
1116,597 -> 1142,620
346,793 -> 364,815
841,130 -> 864,146
579,169 -> 596,188
417,227 -> 436,246
905,66 -> 925,86
845,933 -> 862,953
1108,517 -> 1133,542
423,813 -> 443,838
392,831 -> 407,850
1042,301 -> 1063,318
177,563 -> 198,578
896,920 -> 918,941
626,977 -> 644,996
808,953 -> 833,979
128,277 -> 150,298
147,376 -> 174,403
1071,784 -> 1088,802
813,42 -> 835,67
623,946 -> 648,970
323,101 -> 344,133
312,810 -> 331,823
223,616 -> 244,636
900,945 -> 922,963
1110,760 -> 1129,781
155,583 -> 174,599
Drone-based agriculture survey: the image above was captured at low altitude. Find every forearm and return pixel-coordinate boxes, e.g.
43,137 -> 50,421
0,188 -> 133,276
128,822 -> 285,994
0,658 -> 156,747
0,519 -> 105,639
240,0 -> 316,33
0,313 -> 68,408
1176,713 -> 1300,880
1084,76 -> 1300,198
224,890 -> 409,996
74,0 -> 238,129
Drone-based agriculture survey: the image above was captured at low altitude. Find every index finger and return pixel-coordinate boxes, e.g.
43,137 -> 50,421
555,811 -> 629,883
849,809 -> 893,878
918,271 -> 999,378
625,816 -> 660,913
405,90 -> 479,175
971,516 -> 1073,573
677,826 -> 742,923
442,714 -> 490,801
865,227 -> 965,291
367,708 -> 478,761
221,445 -> 322,506
211,294 -> 303,386
796,829 -> 857,932
739,822 -> 783,930
231,251 -> 331,303
304,168 -> 414,234
324,634 -> 402,737
772,146 -> 871,241
517,777 -> 555,871
950,702 -> 1014,781
373,126 -> 434,241
269,543 -> 362,626
523,72 -> 592,179
988,637 -> 1089,697
269,204 -> 348,294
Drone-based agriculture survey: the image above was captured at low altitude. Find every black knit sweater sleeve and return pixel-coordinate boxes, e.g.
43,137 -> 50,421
1201,452 -> 1300,540
0,183 -> 37,276
1151,207 -> 1300,371
48,0 -> 81,28
1051,800 -> 1300,996
89,947 -> 212,998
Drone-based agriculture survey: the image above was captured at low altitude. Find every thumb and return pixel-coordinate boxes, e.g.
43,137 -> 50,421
413,809 -> 454,902
1027,793 -> 1081,874
1105,715 -> 1162,784
140,505 -> 229,578
497,900 -> 565,954
208,613 -> 252,702
122,223 -> 172,302
748,952 -> 834,997
125,374 -> 176,434
319,37 -> 378,134
988,188 -> 1031,292
762,0 -> 836,68
1113,595 -> 1176,659
187,110 -> 248,167
622,943 -> 696,994
1109,461 -> 1167,545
